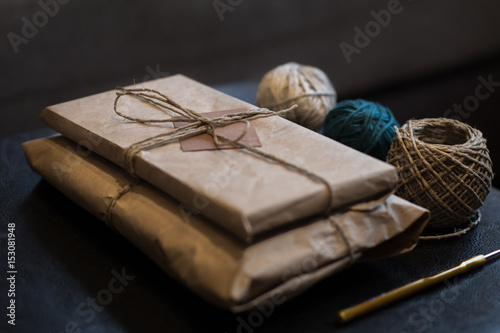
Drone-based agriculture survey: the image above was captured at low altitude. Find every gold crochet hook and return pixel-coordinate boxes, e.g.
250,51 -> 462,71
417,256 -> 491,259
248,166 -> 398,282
336,248 -> 500,324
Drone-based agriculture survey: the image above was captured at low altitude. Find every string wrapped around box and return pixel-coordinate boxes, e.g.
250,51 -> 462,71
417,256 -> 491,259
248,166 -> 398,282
386,118 -> 493,239
256,62 -> 336,131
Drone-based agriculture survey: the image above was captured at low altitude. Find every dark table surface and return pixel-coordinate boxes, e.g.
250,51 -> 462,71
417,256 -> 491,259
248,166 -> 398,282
1,111 -> 500,332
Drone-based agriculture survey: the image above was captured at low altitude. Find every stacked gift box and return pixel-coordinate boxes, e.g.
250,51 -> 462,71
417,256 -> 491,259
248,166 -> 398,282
23,75 -> 429,312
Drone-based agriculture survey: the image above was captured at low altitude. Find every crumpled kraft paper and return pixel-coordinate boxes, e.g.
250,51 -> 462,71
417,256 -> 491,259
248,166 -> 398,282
40,75 -> 399,242
23,136 -> 429,312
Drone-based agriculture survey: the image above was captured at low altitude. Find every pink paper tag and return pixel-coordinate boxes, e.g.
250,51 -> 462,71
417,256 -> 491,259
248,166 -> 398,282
174,109 -> 262,152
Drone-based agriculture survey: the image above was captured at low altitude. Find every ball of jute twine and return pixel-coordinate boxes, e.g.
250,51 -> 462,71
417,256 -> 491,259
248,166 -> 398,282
386,118 -> 493,239
256,62 -> 336,131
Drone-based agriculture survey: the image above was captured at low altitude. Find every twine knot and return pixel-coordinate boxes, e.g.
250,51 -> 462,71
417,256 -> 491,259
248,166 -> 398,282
113,87 -> 335,216
114,88 -> 301,173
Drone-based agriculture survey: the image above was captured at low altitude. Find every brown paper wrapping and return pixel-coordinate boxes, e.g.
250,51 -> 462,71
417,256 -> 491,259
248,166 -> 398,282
23,136 -> 429,312
40,75 -> 399,242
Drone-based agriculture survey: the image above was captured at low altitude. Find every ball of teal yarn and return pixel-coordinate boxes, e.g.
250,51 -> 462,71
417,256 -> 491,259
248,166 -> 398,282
323,99 -> 399,160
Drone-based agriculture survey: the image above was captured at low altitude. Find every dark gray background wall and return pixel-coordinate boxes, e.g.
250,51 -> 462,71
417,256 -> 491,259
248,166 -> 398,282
2,1 -> 500,165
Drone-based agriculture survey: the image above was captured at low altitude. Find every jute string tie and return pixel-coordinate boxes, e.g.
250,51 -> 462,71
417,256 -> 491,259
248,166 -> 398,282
327,216 -> 355,264
104,179 -> 142,227
113,87 -> 335,215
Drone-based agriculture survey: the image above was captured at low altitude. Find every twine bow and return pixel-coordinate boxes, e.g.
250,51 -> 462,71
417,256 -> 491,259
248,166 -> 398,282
114,87 -> 334,215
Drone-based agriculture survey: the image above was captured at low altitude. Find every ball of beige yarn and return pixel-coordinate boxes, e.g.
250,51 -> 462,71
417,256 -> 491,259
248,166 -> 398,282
256,62 -> 337,130
387,118 -> 493,229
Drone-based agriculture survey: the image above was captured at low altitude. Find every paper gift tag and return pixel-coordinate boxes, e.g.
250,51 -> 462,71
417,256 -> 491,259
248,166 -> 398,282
174,109 -> 262,152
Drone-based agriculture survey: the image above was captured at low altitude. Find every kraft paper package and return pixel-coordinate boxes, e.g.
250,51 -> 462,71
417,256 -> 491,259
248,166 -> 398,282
40,75 -> 400,242
23,136 -> 429,312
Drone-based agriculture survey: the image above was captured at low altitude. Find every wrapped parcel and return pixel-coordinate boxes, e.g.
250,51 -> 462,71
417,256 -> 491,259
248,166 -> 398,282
23,136 -> 429,312
40,75 -> 399,241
